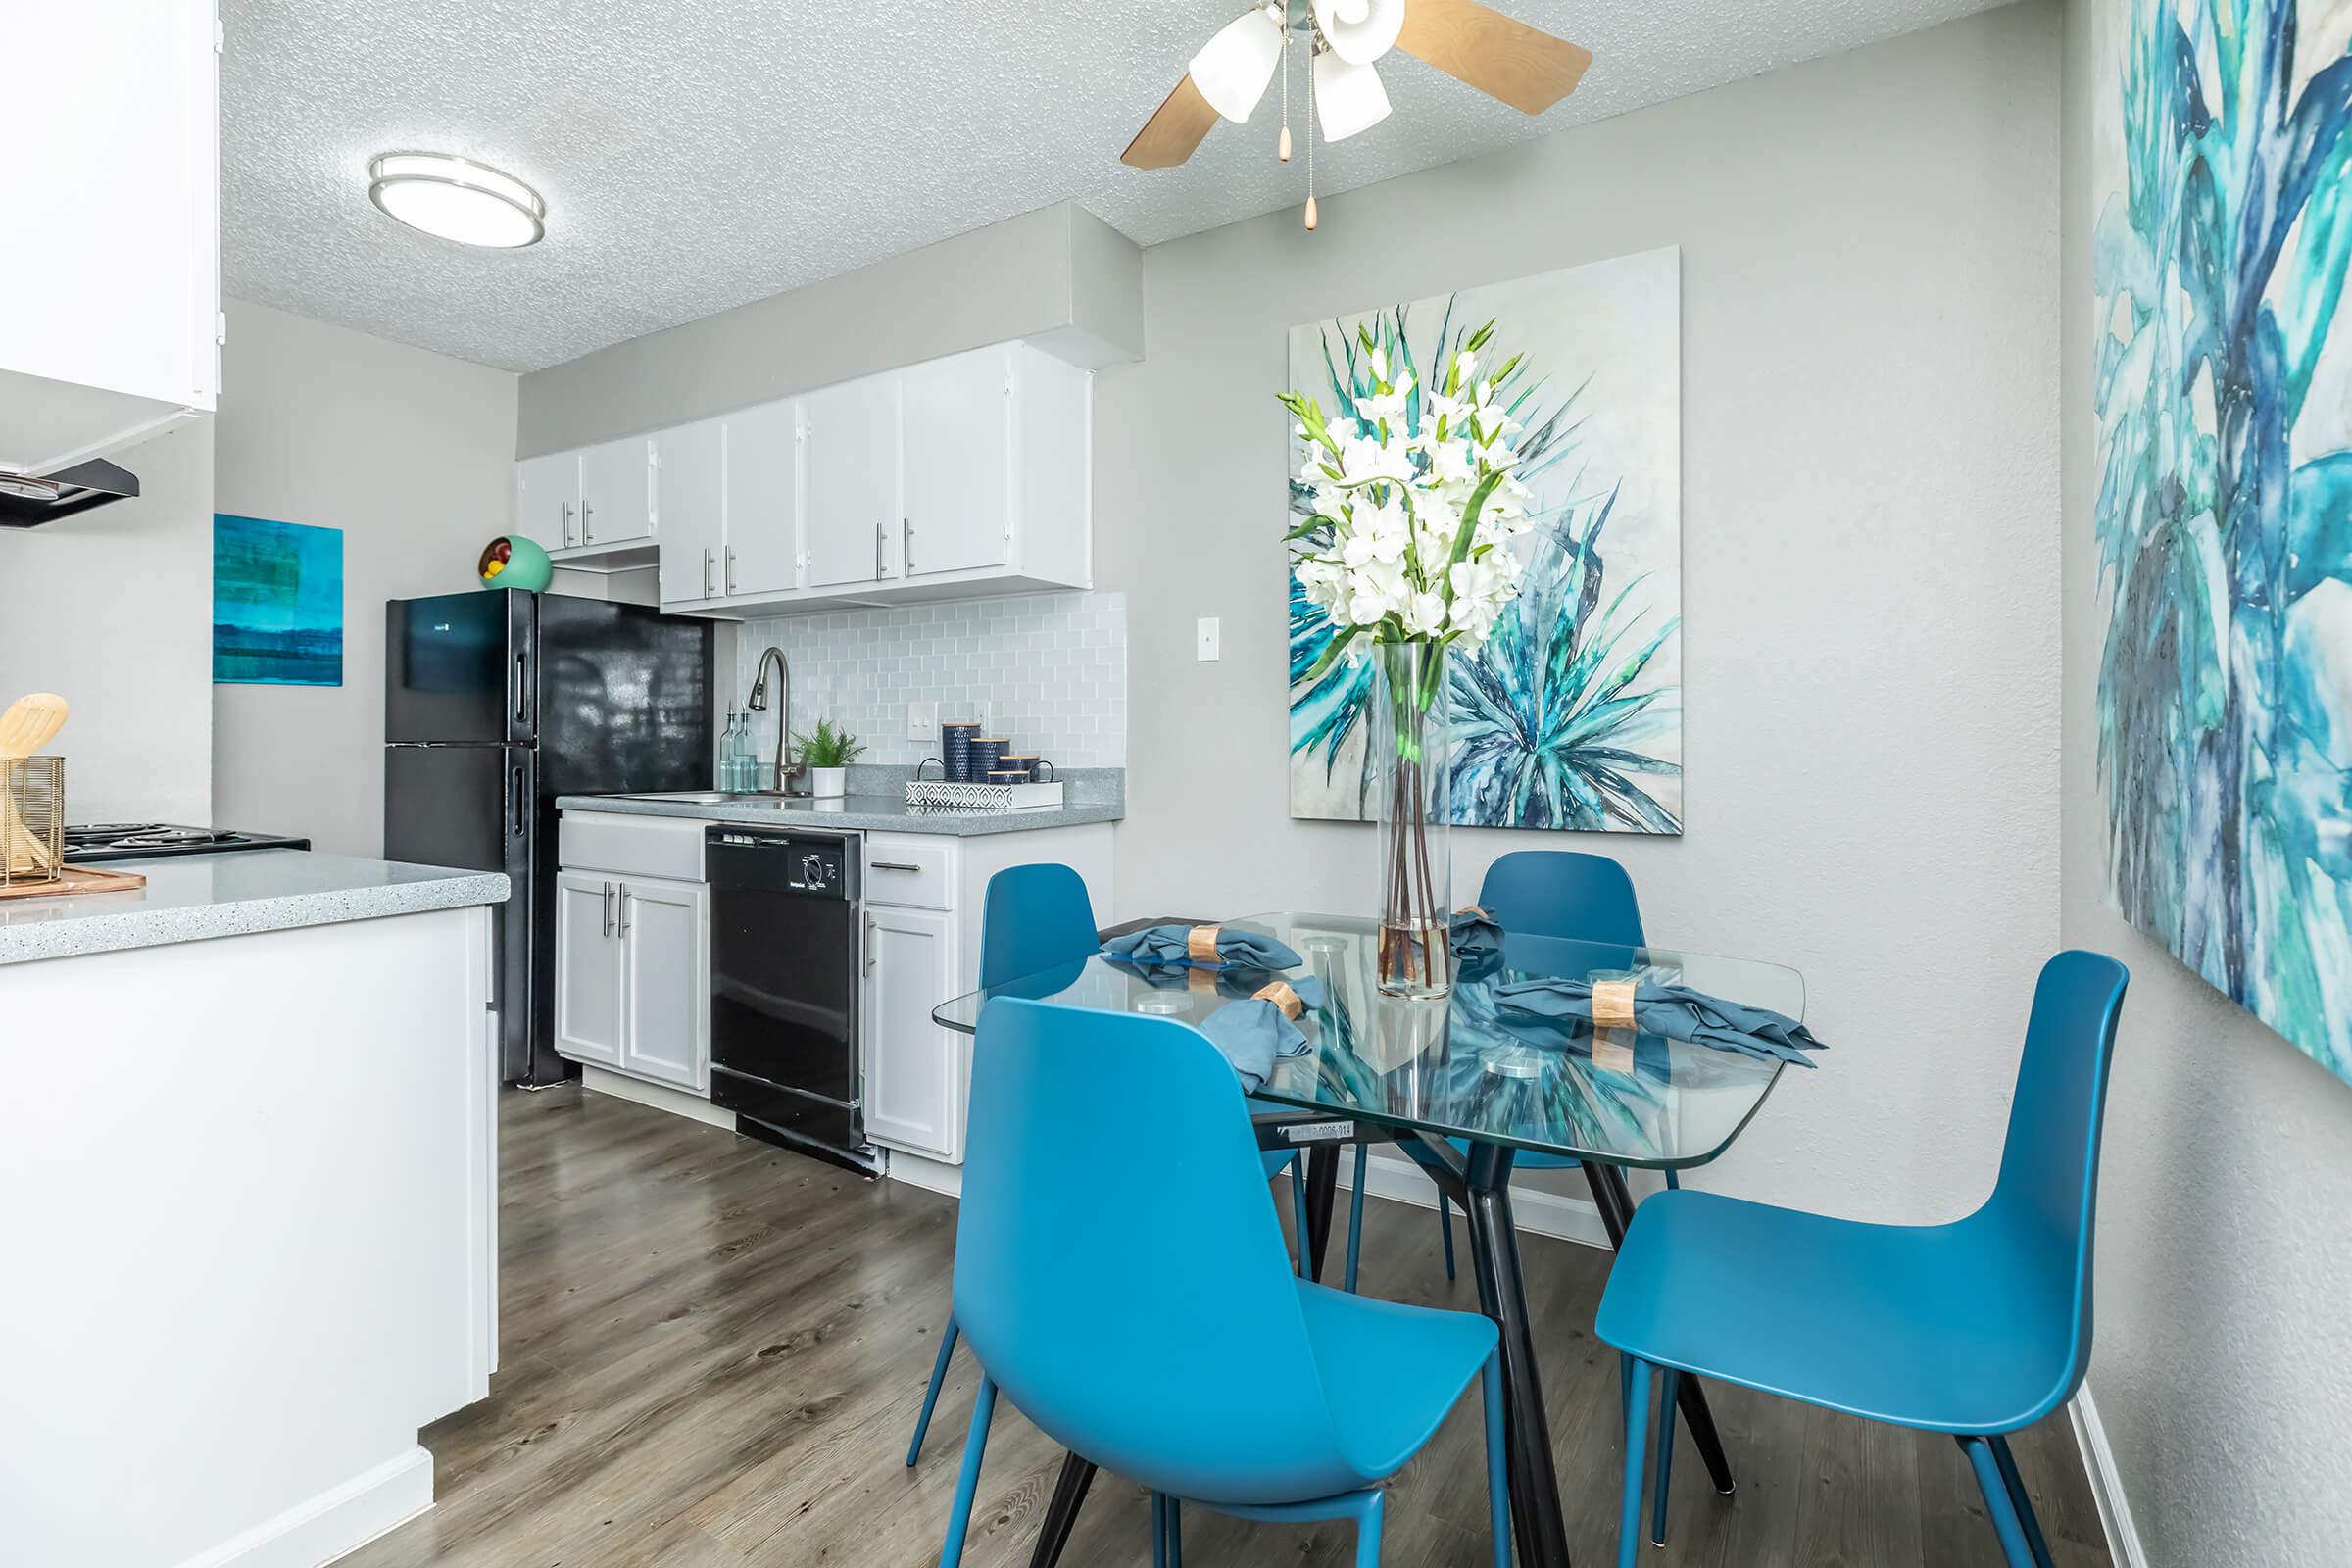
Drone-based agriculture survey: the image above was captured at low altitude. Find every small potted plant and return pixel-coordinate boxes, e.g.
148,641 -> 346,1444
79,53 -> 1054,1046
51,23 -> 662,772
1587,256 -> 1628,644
793,718 -> 863,800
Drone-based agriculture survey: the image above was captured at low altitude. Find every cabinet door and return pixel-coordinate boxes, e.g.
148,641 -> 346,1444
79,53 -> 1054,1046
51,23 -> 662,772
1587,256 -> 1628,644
654,419 -> 725,604
899,347 -> 1011,577
554,871 -> 624,1067
619,876 -> 709,1092
864,905 -> 961,1159
518,451 -> 582,552
724,399 -> 801,598
579,437 -> 655,546
802,374 -> 901,590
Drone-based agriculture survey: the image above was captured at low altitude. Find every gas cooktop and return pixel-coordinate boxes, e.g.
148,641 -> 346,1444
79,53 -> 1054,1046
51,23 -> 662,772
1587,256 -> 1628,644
63,824 -> 312,863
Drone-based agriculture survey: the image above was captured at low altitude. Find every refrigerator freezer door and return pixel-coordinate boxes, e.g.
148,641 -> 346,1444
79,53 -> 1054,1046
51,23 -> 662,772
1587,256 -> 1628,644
386,591 -> 537,746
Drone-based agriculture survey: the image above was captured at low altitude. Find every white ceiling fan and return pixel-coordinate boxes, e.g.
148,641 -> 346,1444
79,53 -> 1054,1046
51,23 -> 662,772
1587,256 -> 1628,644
1123,0 -> 1593,226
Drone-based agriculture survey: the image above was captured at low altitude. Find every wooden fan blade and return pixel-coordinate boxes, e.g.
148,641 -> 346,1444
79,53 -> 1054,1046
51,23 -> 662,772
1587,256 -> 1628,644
1122,74 -> 1220,169
1396,0 -> 1593,116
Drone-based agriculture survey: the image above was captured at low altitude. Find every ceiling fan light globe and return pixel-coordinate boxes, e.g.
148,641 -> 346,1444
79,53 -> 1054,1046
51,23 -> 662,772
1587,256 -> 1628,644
1309,0 -> 1405,65
1190,11 -> 1284,122
1311,52 -> 1392,141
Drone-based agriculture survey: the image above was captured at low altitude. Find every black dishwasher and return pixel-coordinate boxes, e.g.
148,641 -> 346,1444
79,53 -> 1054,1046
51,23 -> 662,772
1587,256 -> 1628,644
706,826 -> 877,1174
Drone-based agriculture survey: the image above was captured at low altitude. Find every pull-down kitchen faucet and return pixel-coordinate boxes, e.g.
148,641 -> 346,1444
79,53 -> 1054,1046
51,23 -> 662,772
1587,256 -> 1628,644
746,646 -> 804,794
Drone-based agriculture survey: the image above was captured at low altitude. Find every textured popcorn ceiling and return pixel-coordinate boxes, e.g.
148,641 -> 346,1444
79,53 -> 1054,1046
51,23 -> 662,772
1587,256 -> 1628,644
221,0 -> 2004,372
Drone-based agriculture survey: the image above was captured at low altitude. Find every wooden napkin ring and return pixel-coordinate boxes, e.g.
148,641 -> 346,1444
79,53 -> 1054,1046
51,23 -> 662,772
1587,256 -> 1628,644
1187,924 -> 1223,963
1593,1027 -> 1637,1074
1591,978 -> 1638,1029
1253,980 -> 1304,1020
1456,904 -> 1492,921
1187,967 -> 1218,995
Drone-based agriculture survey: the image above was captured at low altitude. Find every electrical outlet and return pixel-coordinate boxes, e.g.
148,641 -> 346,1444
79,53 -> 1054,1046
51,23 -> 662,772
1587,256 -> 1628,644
907,699 -> 938,739
1196,616 -> 1221,662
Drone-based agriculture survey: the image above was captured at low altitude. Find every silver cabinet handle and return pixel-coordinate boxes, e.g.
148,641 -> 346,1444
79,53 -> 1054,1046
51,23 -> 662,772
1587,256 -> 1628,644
873,520 -> 886,579
725,547 -> 737,594
602,881 -> 614,937
703,548 -> 716,597
617,889 -> 632,937
870,860 -> 923,873
581,498 -> 594,541
562,501 -> 575,546
903,517 -> 914,574
864,910 -> 876,972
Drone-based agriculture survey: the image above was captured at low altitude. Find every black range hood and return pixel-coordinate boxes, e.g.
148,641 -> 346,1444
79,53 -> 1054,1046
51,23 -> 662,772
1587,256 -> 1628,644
0,457 -> 140,527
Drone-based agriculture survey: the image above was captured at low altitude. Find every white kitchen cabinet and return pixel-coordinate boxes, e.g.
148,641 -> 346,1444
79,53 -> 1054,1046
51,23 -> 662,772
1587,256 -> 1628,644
862,904 -> 958,1159
0,1 -> 220,475
803,374 -> 902,590
619,876 -> 710,1092
578,437 -> 655,548
519,450 -> 584,552
899,347 -> 1011,578
555,871 -> 625,1068
723,399 -> 802,598
653,419 -> 725,604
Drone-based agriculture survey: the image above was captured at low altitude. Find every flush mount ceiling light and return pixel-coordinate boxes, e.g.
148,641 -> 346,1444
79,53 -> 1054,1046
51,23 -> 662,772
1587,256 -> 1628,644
368,153 -> 545,248
1124,0 -> 1593,230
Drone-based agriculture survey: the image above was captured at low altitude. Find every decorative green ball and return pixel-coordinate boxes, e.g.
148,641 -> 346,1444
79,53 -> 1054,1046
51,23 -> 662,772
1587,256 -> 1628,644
478,535 -> 553,592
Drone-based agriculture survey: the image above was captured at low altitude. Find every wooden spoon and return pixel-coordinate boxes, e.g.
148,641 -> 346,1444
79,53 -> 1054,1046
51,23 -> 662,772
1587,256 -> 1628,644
0,693 -> 69,875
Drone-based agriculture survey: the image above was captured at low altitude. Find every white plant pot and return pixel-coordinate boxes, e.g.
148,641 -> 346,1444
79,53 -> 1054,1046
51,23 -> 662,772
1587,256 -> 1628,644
809,766 -> 847,799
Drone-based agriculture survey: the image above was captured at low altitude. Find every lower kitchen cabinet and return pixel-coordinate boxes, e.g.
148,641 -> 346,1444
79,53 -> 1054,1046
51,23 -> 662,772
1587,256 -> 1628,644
861,903 -> 957,1159
555,865 -> 709,1093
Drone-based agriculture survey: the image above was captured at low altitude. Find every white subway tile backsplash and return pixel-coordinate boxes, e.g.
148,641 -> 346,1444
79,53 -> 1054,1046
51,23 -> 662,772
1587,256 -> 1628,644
731,593 -> 1127,770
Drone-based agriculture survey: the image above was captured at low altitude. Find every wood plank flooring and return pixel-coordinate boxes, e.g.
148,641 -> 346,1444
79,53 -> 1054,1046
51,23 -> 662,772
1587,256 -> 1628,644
339,1086 -> 2112,1568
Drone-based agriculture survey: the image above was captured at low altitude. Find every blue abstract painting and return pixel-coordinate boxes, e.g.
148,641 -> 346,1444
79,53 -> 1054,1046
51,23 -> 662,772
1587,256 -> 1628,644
1287,249 -> 1684,832
2093,0 -> 2352,1082
213,514 -> 344,686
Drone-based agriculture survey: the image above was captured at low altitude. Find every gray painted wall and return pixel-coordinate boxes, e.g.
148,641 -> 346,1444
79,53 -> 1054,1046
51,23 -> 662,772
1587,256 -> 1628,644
518,202 -> 1142,457
213,301 -> 519,856
2059,2 -> 2352,1562
1094,1 -> 2064,1224
0,422 -> 214,824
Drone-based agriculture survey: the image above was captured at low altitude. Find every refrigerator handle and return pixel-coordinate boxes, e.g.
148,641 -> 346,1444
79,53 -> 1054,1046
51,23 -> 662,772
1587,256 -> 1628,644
513,763 -> 527,835
514,651 -> 529,726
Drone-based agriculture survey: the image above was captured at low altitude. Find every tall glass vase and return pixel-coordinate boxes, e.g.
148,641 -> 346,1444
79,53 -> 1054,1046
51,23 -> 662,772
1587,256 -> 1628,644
1371,640 -> 1452,998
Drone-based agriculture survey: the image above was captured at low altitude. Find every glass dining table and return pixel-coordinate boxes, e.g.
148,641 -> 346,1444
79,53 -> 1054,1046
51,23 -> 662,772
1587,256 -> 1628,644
932,911 -> 1807,1568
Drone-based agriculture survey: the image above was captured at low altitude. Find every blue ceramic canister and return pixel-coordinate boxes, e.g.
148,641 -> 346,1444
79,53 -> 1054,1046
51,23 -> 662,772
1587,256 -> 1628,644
940,722 -> 980,782
967,735 -> 1008,778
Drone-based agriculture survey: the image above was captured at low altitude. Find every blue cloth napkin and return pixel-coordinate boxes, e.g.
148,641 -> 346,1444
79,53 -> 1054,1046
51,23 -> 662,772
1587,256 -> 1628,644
1197,975 -> 1329,1091
1490,975 -> 1824,1066
1100,923 -> 1302,971
1100,955 -> 1284,1000
1449,906 -> 1505,978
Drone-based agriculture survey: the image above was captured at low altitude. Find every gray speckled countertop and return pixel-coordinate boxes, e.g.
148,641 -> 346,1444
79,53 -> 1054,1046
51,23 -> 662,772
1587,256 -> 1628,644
557,791 -> 1124,837
0,851 -> 510,966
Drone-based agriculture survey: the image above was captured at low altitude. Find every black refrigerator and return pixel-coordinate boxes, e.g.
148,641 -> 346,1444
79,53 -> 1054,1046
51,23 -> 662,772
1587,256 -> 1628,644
385,591 -> 714,1086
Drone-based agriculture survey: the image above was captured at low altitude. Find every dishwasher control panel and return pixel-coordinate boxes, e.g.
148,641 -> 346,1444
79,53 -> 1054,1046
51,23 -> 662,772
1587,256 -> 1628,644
707,828 -> 857,900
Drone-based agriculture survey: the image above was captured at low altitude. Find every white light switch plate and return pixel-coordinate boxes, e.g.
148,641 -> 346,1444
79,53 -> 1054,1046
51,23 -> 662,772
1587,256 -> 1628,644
907,699 -> 938,739
1196,616 -> 1221,662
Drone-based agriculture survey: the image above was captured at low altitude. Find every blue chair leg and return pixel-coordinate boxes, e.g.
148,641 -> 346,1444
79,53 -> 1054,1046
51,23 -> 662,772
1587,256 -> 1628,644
906,1312 -> 960,1466
1151,1494 -> 1167,1568
1292,1168 -> 1312,1277
1959,1436 -> 2036,1568
1437,1192 -> 1457,1282
1166,1495 -> 1184,1568
1352,1487 -> 1385,1568
939,1372 -> 998,1568
1988,1435 -> 2055,1568
1344,1143 -> 1367,1294
1619,1358 -> 1654,1568
1618,1351 -> 1631,1431
1481,1351 -> 1510,1568
1650,1369 -> 1680,1546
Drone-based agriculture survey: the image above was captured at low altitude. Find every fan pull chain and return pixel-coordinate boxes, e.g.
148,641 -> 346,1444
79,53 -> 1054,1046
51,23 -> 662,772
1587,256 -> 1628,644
1278,25 -> 1293,162
1304,45 -> 1319,230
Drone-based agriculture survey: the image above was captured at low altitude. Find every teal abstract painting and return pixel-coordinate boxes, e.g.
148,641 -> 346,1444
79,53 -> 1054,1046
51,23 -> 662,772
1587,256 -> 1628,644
2093,0 -> 2352,1082
1286,248 -> 1683,832
213,514 -> 344,686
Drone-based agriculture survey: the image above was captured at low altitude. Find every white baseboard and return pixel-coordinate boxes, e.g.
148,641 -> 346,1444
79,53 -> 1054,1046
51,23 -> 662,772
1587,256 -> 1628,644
1337,1149 -> 1612,1250
580,1065 -> 735,1131
178,1446 -> 431,1568
2069,1383 -> 2147,1568
884,1146 -> 964,1198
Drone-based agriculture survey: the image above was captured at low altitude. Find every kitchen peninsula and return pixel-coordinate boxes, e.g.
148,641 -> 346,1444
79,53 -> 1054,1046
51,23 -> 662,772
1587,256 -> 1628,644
0,851 -> 508,1568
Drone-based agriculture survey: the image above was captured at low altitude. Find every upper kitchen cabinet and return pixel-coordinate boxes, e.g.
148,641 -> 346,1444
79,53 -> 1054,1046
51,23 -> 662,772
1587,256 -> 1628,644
577,437 -> 655,549
898,347 -> 1009,579
801,374 -> 902,593
0,2 -> 220,479
517,451 -> 583,551
514,434 -> 656,568
652,419 -> 723,604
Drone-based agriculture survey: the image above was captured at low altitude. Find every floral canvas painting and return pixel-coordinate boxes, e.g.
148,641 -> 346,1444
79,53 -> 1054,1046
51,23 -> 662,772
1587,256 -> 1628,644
2093,0 -> 2352,1082
1287,248 -> 1683,830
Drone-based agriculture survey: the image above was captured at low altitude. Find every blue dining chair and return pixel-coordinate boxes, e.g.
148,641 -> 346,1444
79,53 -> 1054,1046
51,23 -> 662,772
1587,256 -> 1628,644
937,997 -> 1511,1568
906,863 -> 1326,1467
1422,849 -> 1649,1283
1597,951 -> 2129,1567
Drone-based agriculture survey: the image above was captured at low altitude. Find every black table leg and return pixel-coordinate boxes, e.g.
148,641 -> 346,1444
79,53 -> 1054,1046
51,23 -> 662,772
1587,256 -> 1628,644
1025,1452 -> 1097,1568
1302,1143 -> 1341,1284
1580,1163 -> 1736,1495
